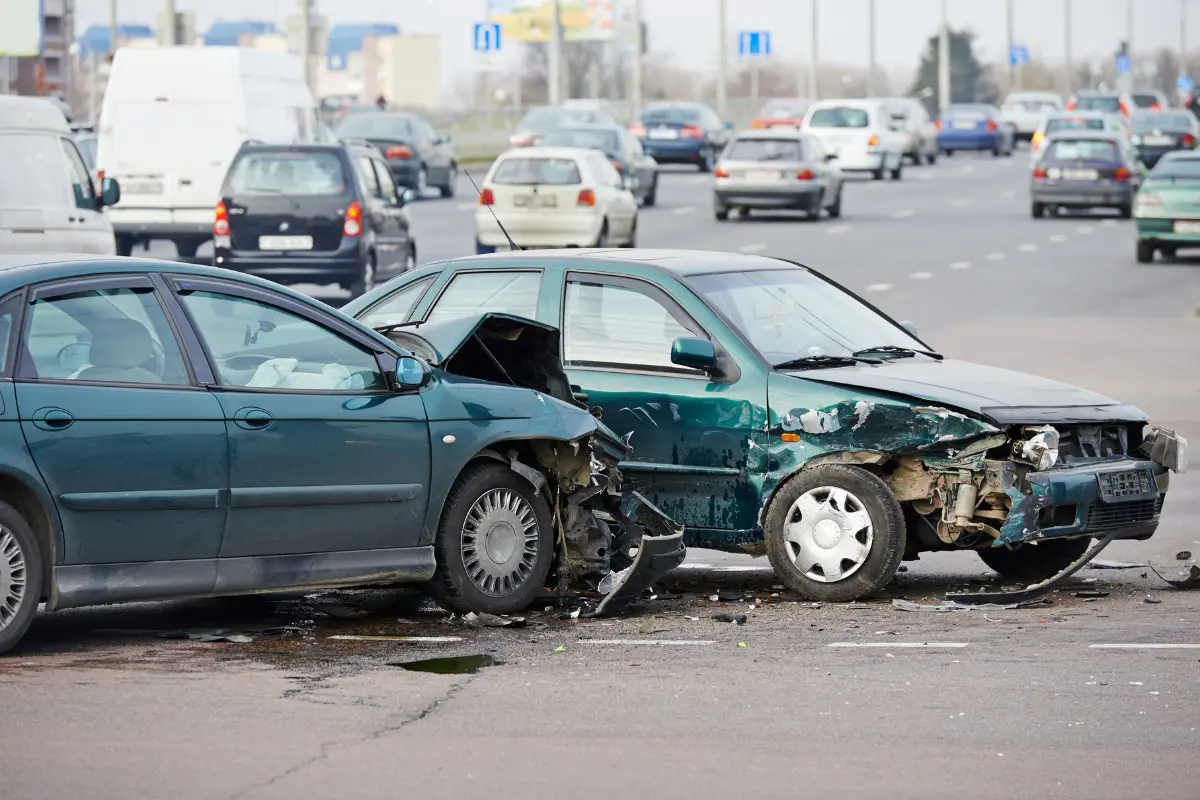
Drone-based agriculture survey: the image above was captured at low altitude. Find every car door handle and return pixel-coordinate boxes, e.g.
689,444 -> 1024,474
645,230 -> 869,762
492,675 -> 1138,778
32,407 -> 75,431
233,407 -> 274,430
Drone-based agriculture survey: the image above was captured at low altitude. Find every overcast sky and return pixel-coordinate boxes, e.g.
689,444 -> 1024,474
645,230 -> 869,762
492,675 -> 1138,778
77,0 -> 1182,78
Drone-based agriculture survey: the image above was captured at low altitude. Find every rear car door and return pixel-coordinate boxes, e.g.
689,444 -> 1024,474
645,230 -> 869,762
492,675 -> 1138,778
59,136 -> 114,255
621,130 -> 656,197
369,157 -> 413,276
355,154 -> 406,274
0,131 -> 78,254
171,277 -> 431,558
15,275 -> 229,567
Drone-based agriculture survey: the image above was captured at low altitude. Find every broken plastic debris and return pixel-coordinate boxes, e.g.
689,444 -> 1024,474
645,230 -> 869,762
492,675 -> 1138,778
1148,563 -> 1200,590
598,565 -> 632,595
736,642 -> 748,648
553,646 -> 566,653
1143,596 -> 1162,604
464,612 -> 526,628
713,612 -> 748,624
1020,426 -> 1060,470
329,635 -> 464,643
1072,590 -> 1110,598
1088,559 -> 1145,570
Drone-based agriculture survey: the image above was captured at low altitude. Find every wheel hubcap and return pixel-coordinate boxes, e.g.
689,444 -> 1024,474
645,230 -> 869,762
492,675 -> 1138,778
784,487 -> 873,583
461,489 -> 539,597
0,527 -> 27,632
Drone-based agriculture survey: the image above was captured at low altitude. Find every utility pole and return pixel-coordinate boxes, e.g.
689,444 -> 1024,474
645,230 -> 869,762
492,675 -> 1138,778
1127,0 -> 1134,77
299,0 -> 313,96
164,0 -> 176,44
716,0 -> 727,119
110,0 -> 118,56
631,0 -> 642,120
808,0 -> 819,99
938,0 -> 950,111
1181,0 -> 1187,82
866,0 -> 876,96
1064,0 -> 1073,93
1006,0 -> 1016,91
548,0 -> 564,104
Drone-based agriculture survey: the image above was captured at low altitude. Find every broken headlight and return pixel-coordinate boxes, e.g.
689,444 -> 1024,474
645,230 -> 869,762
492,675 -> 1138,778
1013,425 -> 1059,471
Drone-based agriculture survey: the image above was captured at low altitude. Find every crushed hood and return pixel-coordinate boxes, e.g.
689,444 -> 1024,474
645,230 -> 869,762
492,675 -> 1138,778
796,359 -> 1147,425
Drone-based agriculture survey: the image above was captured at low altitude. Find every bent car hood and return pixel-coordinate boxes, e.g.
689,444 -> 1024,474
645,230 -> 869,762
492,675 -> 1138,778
797,358 -> 1147,425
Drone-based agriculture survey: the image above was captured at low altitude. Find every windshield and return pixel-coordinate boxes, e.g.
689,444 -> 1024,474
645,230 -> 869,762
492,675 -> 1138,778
335,115 -> 416,139
491,157 -> 581,185
1046,116 -> 1105,134
1075,95 -> 1121,113
518,107 -> 602,132
1150,156 -> 1200,179
808,107 -> 869,128
690,269 -> 924,364
226,151 -> 347,196
1044,139 -> 1121,161
641,106 -> 702,125
538,128 -> 620,154
1131,113 -> 1193,133
726,138 -> 806,161
761,102 -> 806,119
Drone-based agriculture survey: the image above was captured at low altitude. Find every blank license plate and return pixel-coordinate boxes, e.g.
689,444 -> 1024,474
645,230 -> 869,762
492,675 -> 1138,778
1062,169 -> 1099,181
124,181 -> 163,194
258,235 -> 313,250
746,170 -> 783,182
1143,135 -> 1174,146
512,195 -> 558,207
1174,220 -> 1200,234
648,128 -> 679,140
953,120 -> 978,130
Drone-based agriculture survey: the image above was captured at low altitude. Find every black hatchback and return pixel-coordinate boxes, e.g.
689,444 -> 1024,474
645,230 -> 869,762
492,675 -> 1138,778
214,141 -> 418,297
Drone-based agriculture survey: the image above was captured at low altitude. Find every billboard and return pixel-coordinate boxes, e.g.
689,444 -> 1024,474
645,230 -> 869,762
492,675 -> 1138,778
0,0 -> 43,57
487,1 -> 614,43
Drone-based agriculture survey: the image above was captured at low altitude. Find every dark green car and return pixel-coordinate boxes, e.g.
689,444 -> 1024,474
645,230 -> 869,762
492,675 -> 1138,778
0,255 -> 684,655
346,249 -> 1188,602
1134,151 -> 1200,263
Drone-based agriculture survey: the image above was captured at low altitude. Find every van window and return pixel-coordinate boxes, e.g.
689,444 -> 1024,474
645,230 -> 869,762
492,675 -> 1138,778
227,151 -> 348,196
0,133 -> 73,208
60,138 -> 97,209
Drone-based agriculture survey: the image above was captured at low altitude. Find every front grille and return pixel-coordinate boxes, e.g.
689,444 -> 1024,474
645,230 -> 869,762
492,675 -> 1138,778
1085,495 -> 1164,532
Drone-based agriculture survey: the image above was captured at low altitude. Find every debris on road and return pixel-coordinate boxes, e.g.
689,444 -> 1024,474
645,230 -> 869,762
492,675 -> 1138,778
713,611 -> 749,625
464,612 -> 526,628
329,635 -> 464,643
1072,590 -> 1110,598
891,598 -> 1051,613
1088,559 -> 1145,570
1177,551 -> 1193,561
393,654 -> 497,674
1143,597 -> 1162,604
1149,563 -> 1200,590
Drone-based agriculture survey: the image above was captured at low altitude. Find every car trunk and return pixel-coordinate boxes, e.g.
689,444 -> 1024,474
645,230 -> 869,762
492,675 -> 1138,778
1144,180 -> 1200,214
226,193 -> 347,253
1040,156 -> 1126,183
642,119 -> 702,142
362,137 -> 416,163
489,181 -> 585,215
944,112 -> 990,132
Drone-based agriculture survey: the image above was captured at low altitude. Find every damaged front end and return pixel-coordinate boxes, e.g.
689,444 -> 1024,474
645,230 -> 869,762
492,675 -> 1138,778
379,312 -> 686,615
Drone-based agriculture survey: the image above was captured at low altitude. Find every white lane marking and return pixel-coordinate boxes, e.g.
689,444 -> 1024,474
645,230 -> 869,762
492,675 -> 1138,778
456,202 -> 477,212
910,271 -> 934,280
1077,225 -> 1093,234
893,209 -> 915,219
1018,243 -> 1039,252
828,642 -> 969,648
1101,219 -> 1116,227
329,635 -> 464,643
1001,189 -> 1016,199
918,173 -> 933,181
579,640 -> 717,646
672,205 -> 696,215
950,261 -> 971,270
1089,644 -> 1200,649
985,252 -> 1005,261
1049,234 -> 1067,243
864,283 -> 893,292
739,243 -> 768,253
951,198 -> 969,208
826,224 -> 851,235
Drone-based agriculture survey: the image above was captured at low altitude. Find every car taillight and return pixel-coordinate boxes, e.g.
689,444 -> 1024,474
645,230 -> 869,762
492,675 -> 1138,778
479,188 -> 494,206
1184,133 -> 1197,148
385,144 -> 412,159
796,169 -> 815,180
343,201 -> 363,237
986,120 -> 998,132
1113,166 -> 1131,181
935,119 -> 943,131
868,135 -> 879,147
629,125 -> 646,137
1032,166 -> 1048,179
214,201 -> 230,236
714,168 -> 730,178
577,189 -> 596,206
751,119 -> 766,128
681,126 -> 705,139
1119,101 -> 1130,116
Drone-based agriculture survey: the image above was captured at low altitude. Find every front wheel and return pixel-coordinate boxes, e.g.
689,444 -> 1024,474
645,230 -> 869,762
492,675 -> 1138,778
349,253 -> 376,297
827,186 -> 842,219
1136,240 -> 1154,263
764,465 -> 906,602
427,463 -> 555,615
643,175 -> 658,207
0,502 -> 44,656
976,538 -> 1091,583
439,164 -> 457,198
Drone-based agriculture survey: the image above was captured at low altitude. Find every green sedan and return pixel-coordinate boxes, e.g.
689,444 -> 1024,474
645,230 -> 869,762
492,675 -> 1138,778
1135,150 -> 1200,262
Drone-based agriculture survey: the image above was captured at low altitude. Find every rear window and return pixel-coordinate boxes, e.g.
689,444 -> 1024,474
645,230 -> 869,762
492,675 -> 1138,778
947,105 -> 991,119
0,133 -> 73,208
1045,139 -> 1121,162
726,138 -> 805,161
1151,157 -> 1200,178
642,106 -> 702,125
1131,93 -> 1160,108
336,115 -> 416,139
226,151 -> 348,196
1131,113 -> 1193,133
808,107 -> 869,128
538,129 -> 621,154
518,107 -> 602,132
1006,100 -> 1059,112
1046,117 -> 1105,134
491,157 -> 582,185
1074,96 -> 1121,113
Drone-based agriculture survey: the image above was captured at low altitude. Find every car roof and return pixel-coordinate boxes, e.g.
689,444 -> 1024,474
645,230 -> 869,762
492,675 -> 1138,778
494,146 -> 600,160
809,98 -> 879,109
644,101 -> 707,108
1048,110 -> 1112,119
237,141 -> 364,156
421,249 -> 804,279
1043,129 -> 1123,142
0,95 -> 70,133
731,128 -> 806,140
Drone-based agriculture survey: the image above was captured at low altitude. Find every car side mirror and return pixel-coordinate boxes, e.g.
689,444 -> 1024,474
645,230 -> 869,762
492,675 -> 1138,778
900,320 -> 919,338
724,120 -> 734,130
390,354 -> 430,390
671,337 -> 718,372
398,188 -> 417,206
100,177 -> 120,208
436,135 -> 451,145
824,153 -> 838,162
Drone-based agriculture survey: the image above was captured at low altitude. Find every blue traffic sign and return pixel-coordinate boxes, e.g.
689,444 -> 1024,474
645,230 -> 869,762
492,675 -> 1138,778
1008,44 -> 1029,66
1179,75 -> 1194,93
1115,54 -> 1132,74
738,31 -> 770,57
473,22 -> 501,52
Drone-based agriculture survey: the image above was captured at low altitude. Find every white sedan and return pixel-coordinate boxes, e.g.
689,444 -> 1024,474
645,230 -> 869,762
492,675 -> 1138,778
475,147 -> 639,252
802,99 -> 907,181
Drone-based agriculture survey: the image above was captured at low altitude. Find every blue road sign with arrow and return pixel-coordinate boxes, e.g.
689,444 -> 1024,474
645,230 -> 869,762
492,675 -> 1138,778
473,22 -> 501,52
1009,45 -> 1029,66
738,31 -> 770,57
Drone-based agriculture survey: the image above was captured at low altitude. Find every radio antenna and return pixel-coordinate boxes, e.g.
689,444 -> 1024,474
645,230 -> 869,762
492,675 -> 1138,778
464,166 -> 521,251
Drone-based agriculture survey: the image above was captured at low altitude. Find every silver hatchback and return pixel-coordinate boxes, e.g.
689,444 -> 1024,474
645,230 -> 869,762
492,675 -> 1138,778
713,129 -> 844,221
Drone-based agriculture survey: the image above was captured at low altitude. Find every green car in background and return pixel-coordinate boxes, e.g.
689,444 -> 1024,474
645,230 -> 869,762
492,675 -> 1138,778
1135,150 -> 1200,263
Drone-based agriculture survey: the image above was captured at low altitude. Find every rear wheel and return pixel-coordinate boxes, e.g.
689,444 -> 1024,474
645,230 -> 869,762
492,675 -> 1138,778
943,149 -> 954,157
1031,202 -> 1045,219
871,165 -> 885,180
1136,240 -> 1155,263
890,160 -> 903,180
416,166 -> 429,197
976,538 -> 1091,583
714,206 -> 729,221
807,191 -> 824,221
0,502 -> 44,656
593,220 -> 610,247
439,164 -> 457,198
349,253 -> 376,297
827,186 -> 842,219
925,150 -> 937,165
643,175 -> 658,207
174,239 -> 200,259
1117,203 -> 1133,219
623,216 -> 638,247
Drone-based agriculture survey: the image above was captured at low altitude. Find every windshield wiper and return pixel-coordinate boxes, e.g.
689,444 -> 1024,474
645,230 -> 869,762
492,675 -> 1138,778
773,354 -> 880,371
372,321 -> 422,334
851,345 -> 943,360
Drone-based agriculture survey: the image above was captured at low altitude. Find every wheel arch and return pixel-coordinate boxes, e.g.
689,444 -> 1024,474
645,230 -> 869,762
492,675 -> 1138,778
759,451 -> 891,531
0,469 -> 60,604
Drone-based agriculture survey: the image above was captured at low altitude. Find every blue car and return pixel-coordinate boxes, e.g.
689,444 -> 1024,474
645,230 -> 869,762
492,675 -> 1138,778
937,104 -> 1015,156
632,101 -> 732,172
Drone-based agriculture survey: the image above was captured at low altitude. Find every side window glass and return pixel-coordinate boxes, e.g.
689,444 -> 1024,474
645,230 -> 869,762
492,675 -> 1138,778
373,160 -> 400,203
360,277 -> 435,328
421,120 -> 439,142
563,279 -> 702,373
60,139 -> 96,209
356,156 -> 382,199
179,290 -> 385,391
24,286 -> 189,385
426,271 -> 541,323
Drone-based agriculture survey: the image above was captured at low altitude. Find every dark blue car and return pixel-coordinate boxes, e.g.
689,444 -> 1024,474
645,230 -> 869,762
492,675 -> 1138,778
937,104 -> 1015,157
632,101 -> 732,172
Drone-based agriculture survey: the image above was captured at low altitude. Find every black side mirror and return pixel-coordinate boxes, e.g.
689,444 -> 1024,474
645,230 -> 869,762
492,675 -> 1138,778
389,354 -> 430,390
99,177 -> 120,208
824,153 -> 838,162
671,337 -> 718,372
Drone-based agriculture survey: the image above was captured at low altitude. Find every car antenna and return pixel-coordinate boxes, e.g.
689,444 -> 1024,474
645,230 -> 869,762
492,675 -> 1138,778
463,167 -> 521,251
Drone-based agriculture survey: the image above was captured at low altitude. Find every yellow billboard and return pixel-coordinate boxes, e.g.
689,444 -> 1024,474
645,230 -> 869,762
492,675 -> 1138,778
487,1 -> 614,43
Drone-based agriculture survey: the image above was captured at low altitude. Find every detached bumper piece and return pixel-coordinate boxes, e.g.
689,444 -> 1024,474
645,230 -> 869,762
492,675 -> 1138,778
593,492 -> 686,617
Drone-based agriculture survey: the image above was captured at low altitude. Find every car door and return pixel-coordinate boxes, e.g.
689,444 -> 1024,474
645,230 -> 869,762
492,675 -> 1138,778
14,274 -> 229,566
169,277 -> 431,558
369,157 -> 414,277
59,136 -> 114,255
558,271 -> 768,540
622,131 -> 656,198
354,154 -> 405,274
417,117 -> 450,183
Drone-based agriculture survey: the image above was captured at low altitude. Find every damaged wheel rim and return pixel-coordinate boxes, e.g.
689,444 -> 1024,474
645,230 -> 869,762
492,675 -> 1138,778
784,487 -> 873,583
0,527 -> 27,632
461,489 -> 540,597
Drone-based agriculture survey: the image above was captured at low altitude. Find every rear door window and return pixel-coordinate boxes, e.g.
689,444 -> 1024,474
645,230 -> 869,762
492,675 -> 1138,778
491,158 -> 582,185
356,155 -> 383,198
227,151 -> 348,196
0,133 -> 73,208
726,138 -> 805,161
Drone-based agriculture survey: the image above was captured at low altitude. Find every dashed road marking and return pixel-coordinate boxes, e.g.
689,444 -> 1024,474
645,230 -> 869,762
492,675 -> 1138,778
1101,219 -> 1116,227
826,224 -> 851,235
1001,189 -> 1016,199
985,252 -> 1005,261
1049,234 -> 1067,243
893,209 -> 915,219
950,261 -> 971,270
909,271 -> 934,280
1018,243 -> 1039,252
1089,644 -> 1200,650
864,283 -> 893,292
739,243 -> 767,253
580,639 -> 717,646
828,642 -> 969,648
1077,225 -> 1093,234
672,205 -> 696,215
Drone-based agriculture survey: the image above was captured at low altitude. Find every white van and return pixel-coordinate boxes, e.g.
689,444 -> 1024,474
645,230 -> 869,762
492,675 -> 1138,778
0,96 -> 120,255
97,47 -> 317,257
802,99 -> 907,180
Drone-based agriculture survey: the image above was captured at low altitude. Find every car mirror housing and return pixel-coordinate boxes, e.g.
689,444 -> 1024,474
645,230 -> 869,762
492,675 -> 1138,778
671,337 -> 718,372
389,354 -> 430,389
399,188 -> 417,206
100,177 -> 121,208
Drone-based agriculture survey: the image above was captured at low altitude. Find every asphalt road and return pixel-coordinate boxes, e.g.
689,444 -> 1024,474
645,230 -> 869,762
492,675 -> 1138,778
5,150 -> 1199,800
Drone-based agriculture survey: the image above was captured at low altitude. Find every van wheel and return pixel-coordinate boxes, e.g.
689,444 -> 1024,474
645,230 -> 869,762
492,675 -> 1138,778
427,463 -> 555,615
976,538 -> 1091,583
764,465 -> 905,602
350,253 -> 376,297
0,502 -> 44,656
115,235 -> 135,257
175,239 -> 199,259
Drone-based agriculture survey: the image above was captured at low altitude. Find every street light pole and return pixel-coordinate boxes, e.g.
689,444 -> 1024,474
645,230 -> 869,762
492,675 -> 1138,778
808,0 -> 819,99
1006,0 -> 1016,91
716,0 -> 727,119
164,0 -> 175,45
299,0 -> 313,96
938,0 -> 950,111
1064,0 -> 1073,93
1181,0 -> 1188,82
866,0 -> 876,96
110,0 -> 118,56
548,0 -> 564,104
631,0 -> 642,119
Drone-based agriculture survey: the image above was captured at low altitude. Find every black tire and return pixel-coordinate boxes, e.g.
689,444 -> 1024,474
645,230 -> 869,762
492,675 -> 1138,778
714,207 -> 729,221
976,537 -> 1091,583
1161,246 -> 1178,260
0,501 -> 44,656
827,186 -> 842,219
925,151 -> 937,165
890,161 -> 903,181
115,234 -> 135,257
1118,203 -> 1133,219
992,146 -> 1002,157
175,239 -> 200,259
349,253 -> 376,297
1136,240 -> 1154,263
807,190 -> 824,221
593,220 -> 609,247
643,176 -> 658,207
1031,202 -> 1045,219
871,165 -> 885,180
764,465 -> 905,602
697,148 -> 713,173
943,149 -> 954,157
623,216 -> 637,247
427,463 -> 555,615
439,164 -> 457,198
